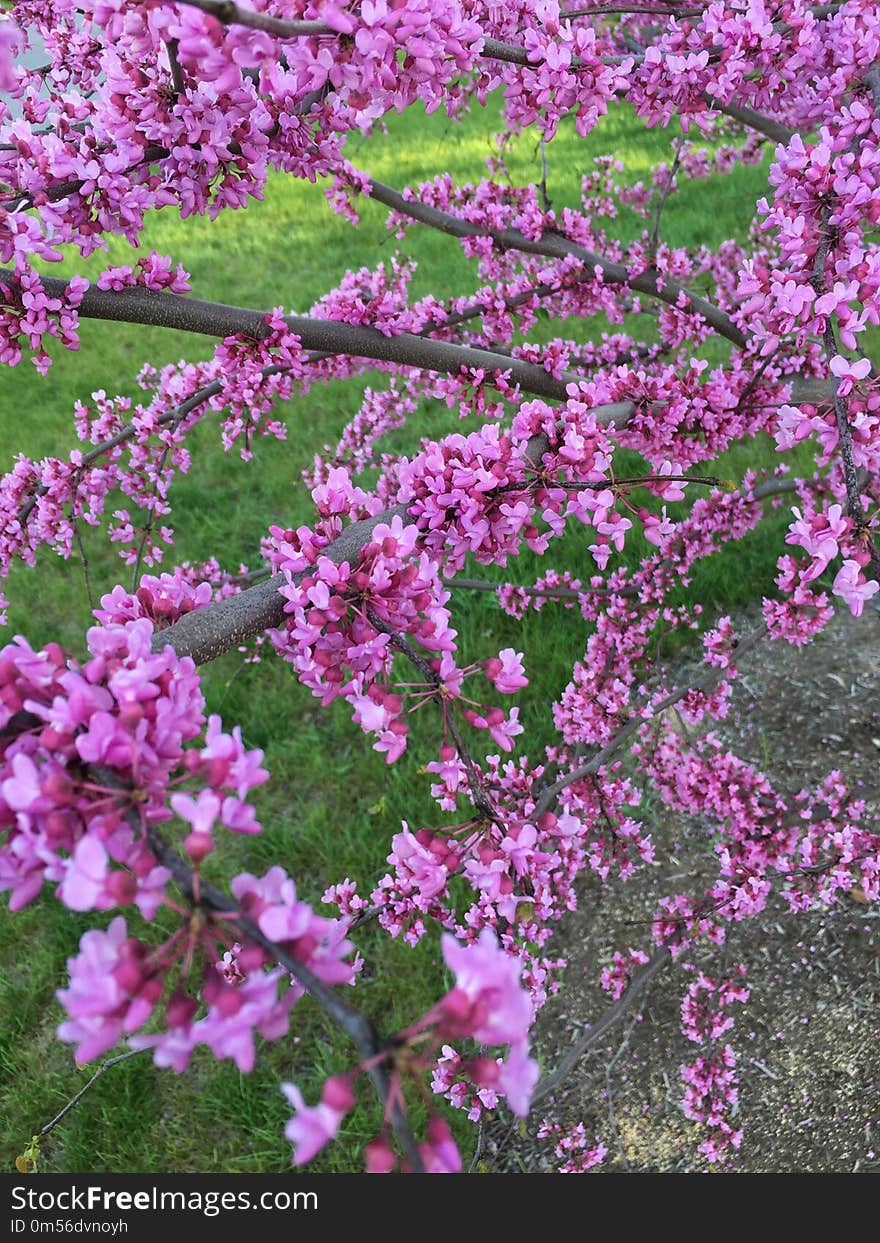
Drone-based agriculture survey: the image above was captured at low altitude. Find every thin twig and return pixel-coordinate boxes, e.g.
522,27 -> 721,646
648,136 -> 684,262
537,138 -> 552,213
532,949 -> 670,1106
130,405 -> 189,591
603,1014 -> 640,1169
38,1049 -> 149,1139
72,517 -> 96,614
468,1117 -> 486,1173
365,178 -> 749,347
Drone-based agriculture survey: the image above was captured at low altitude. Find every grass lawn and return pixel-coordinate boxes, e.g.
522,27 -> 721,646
0,94 -> 796,1173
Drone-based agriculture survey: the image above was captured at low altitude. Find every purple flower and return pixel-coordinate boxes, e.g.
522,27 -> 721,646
832,560 -> 879,617
438,928 -> 533,1047
58,835 -> 110,913
282,1077 -> 355,1165
829,354 -> 871,397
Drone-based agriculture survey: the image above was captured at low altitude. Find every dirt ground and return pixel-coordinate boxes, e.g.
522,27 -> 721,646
490,605 -> 880,1173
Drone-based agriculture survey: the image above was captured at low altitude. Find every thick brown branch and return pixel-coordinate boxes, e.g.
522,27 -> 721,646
0,270 -> 591,402
14,271 -> 607,534
152,437 -> 810,669
150,411 -> 641,664
152,506 -> 407,663
172,0 -> 333,38
711,99 -> 795,145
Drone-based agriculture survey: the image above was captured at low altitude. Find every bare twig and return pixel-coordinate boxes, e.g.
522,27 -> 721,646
468,1117 -> 486,1173
445,576 -> 596,602
37,1049 -> 149,1140
532,948 -> 671,1105
647,136 -> 684,262
537,138 -> 552,213
603,1015 -> 640,1169
71,516 -> 96,613
170,0 -> 332,38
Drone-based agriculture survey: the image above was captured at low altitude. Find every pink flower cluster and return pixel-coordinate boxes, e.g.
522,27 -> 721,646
271,507 -> 527,762
282,928 -> 536,1170
96,253 -> 191,294
0,268 -> 89,376
537,1120 -> 606,1174
58,862 -> 357,1071
681,1045 -> 743,1165
676,968 -> 749,1164
0,616 -> 267,913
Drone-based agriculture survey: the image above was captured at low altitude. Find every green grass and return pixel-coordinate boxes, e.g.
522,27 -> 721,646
0,96 -> 793,1173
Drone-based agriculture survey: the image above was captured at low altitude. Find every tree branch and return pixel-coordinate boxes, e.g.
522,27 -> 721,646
149,409 -> 641,664
0,270 -> 589,402
648,136 -> 683,262
165,39 -> 187,99
144,823 -> 426,1172
366,610 -> 499,822
150,432 -> 813,669
531,948 -> 671,1106
364,178 -> 749,347
37,1050 -> 150,1140
710,99 -> 795,146
172,0 -> 333,38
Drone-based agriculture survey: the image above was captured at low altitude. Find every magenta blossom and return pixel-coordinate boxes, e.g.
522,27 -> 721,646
832,560 -> 879,617
829,354 -> 871,397
282,1077 -> 355,1166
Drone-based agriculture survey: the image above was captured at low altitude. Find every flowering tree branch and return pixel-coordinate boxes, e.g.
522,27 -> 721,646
150,453 -> 808,667
533,622 -> 768,817
3,0 -> 880,1176
0,271 -> 587,402
143,822 -> 428,1172
363,178 -> 749,347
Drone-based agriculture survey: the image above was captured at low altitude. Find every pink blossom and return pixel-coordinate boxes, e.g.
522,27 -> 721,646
437,929 -> 533,1048
484,648 -> 528,694
829,354 -> 871,397
58,835 -> 111,913
832,560 -> 879,617
282,1077 -> 355,1166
